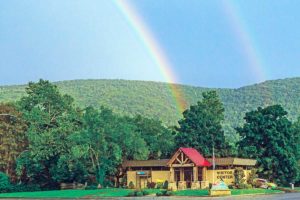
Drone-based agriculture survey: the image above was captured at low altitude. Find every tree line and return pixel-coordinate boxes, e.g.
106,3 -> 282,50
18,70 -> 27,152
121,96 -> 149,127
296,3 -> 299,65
0,79 -> 299,191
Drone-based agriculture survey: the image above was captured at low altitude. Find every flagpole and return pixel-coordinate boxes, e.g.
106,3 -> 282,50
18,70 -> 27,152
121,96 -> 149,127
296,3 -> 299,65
212,144 -> 215,184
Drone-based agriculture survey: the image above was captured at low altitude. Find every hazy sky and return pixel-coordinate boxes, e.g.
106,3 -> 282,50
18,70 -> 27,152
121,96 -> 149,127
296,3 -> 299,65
1,0 -> 300,88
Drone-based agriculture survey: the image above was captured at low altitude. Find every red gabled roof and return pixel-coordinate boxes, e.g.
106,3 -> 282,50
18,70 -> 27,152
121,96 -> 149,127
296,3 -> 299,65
179,147 -> 212,167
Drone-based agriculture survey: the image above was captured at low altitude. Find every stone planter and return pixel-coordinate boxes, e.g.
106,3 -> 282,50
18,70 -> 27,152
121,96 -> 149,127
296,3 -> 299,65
168,182 -> 177,191
178,181 -> 187,190
209,189 -> 231,196
191,181 -> 200,190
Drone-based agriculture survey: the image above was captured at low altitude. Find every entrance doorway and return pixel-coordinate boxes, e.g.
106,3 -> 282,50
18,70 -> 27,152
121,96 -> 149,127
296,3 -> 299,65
184,168 -> 193,188
174,168 -> 193,188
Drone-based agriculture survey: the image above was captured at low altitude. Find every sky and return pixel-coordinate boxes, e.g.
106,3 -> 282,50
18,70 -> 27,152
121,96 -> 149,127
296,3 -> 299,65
1,0 -> 300,88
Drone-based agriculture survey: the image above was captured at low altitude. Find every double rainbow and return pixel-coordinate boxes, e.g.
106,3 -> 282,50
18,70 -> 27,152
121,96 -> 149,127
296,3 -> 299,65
114,0 -> 267,114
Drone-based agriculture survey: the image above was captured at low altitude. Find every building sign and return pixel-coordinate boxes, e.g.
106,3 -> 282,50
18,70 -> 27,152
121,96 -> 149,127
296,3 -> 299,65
216,170 -> 234,180
137,171 -> 146,175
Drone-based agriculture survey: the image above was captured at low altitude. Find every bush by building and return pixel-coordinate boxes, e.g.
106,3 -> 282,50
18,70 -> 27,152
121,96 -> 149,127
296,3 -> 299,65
156,190 -> 173,196
0,173 -> 11,193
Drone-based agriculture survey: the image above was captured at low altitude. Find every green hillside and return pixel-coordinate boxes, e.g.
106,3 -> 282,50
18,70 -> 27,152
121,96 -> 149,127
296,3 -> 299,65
1,78 -> 300,141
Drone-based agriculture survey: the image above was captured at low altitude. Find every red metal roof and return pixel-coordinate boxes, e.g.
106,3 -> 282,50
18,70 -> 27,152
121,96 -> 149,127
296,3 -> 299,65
179,147 -> 212,167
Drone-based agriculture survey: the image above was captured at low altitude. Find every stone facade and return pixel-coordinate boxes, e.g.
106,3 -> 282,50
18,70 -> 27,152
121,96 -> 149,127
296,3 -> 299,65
191,181 -> 201,190
178,181 -> 187,190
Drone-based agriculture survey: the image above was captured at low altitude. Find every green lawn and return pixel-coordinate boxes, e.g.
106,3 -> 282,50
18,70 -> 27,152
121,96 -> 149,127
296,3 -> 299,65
231,189 -> 283,195
174,189 -> 209,196
0,188 -> 164,198
0,188 -> 283,198
173,188 -> 283,197
0,189 -> 133,198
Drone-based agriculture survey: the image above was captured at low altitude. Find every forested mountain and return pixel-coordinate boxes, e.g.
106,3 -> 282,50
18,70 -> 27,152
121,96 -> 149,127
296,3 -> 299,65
1,78 -> 300,141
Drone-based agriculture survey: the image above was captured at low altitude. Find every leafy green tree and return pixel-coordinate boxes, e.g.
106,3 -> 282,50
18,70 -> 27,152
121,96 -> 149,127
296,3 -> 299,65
175,91 -> 230,156
132,115 -> 175,159
291,117 -> 300,184
0,103 -> 27,181
17,80 -> 83,186
76,107 -> 150,187
237,105 -> 299,185
292,117 -> 300,160
0,172 -> 11,192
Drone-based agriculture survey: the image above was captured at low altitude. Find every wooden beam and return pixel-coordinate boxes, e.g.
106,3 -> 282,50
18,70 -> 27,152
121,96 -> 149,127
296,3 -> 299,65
183,158 -> 189,164
172,164 -> 194,167
181,152 -> 184,163
180,168 -> 184,181
167,150 -> 181,166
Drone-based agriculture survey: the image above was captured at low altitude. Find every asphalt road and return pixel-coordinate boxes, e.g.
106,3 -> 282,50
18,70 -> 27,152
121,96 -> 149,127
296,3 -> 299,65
123,193 -> 300,200
1,193 -> 300,200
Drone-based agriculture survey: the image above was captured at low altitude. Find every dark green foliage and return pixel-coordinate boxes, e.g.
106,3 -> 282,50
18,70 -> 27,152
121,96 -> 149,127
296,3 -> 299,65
127,189 -> 146,197
0,172 -> 11,193
175,91 -> 231,156
156,182 -> 163,189
2,79 -> 176,190
292,117 -> 300,161
234,168 -> 245,188
163,180 -> 168,189
11,184 -> 41,192
156,190 -> 173,196
2,78 -> 300,142
247,169 -> 258,186
237,105 -> 299,185
85,185 -> 98,190
16,79 -> 84,186
0,103 -> 27,181
131,115 -> 175,159
237,183 -> 252,189
128,181 -> 134,189
142,190 -> 149,195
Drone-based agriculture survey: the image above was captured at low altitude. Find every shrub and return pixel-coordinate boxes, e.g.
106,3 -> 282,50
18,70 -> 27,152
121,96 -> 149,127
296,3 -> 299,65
156,191 -> 163,196
127,191 -> 135,197
163,180 -> 168,189
165,191 -> 174,196
238,183 -> 252,189
136,191 -> 143,196
156,182 -> 163,189
247,168 -> 258,186
128,181 -> 135,189
85,185 -> 98,190
228,185 -> 234,189
234,167 -> 245,188
156,190 -> 173,196
142,190 -> 149,196
11,184 -> 41,192
127,189 -> 148,197
0,173 -> 12,193
147,182 -> 156,189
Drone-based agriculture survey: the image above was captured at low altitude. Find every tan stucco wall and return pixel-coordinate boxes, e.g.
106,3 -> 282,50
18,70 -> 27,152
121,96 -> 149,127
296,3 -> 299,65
207,169 -> 252,185
127,169 -> 252,188
126,170 -> 170,188
127,171 -> 137,187
151,171 -> 170,183
127,171 -> 170,187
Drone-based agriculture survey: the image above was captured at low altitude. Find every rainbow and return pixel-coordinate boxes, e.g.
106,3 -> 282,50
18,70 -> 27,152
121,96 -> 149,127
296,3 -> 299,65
221,0 -> 267,82
113,0 -> 186,114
